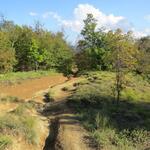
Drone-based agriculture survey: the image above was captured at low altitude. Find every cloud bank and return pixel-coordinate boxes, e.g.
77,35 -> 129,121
31,4 -> 150,38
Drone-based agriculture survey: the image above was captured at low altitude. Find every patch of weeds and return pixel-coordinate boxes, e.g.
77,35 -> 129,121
21,117 -> 39,144
92,128 -> 117,149
0,96 -> 19,103
0,114 -> 38,144
0,114 -> 20,132
11,104 -> 26,115
119,129 -> 150,148
11,102 -> 35,116
0,135 -> 12,150
95,113 -> 110,129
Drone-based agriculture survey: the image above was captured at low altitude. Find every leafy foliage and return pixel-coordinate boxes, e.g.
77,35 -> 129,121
77,14 -> 106,70
0,17 -> 74,74
0,32 -> 16,73
136,36 -> 150,78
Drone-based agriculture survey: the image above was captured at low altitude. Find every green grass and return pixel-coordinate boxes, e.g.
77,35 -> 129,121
0,70 -> 59,84
0,135 -> 12,150
68,71 -> 150,150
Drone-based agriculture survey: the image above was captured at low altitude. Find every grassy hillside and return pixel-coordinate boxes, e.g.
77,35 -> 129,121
68,71 -> 150,150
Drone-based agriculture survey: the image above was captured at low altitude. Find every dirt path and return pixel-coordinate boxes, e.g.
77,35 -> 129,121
42,78 -> 96,150
0,75 -> 67,100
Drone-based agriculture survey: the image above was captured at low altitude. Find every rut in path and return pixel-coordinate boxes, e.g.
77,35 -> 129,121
42,78 -> 98,150
43,118 -> 60,150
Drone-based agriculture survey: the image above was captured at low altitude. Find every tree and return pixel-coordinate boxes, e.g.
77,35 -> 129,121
0,17 -> 74,73
14,26 -> 35,71
77,14 -> 106,70
108,29 -> 138,104
28,39 -> 47,71
0,16 -> 20,47
136,36 -> 150,78
0,31 -> 16,73
51,32 -> 74,75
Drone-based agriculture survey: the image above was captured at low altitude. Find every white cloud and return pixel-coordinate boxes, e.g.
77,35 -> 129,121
43,4 -> 130,33
42,4 -> 150,38
29,12 -> 38,17
132,28 -> 150,38
73,4 -> 126,29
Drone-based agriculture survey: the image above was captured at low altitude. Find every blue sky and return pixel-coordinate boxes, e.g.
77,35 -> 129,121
0,0 -> 150,43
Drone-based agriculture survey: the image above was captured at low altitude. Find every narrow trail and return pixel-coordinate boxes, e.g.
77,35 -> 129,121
42,78 -> 97,150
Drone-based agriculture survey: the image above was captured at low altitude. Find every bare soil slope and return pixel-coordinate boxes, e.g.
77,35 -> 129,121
0,75 -> 67,100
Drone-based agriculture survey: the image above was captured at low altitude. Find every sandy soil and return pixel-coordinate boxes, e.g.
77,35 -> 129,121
0,103 -> 18,113
0,75 -> 67,100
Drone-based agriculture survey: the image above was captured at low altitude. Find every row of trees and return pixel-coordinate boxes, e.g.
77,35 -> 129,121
0,17 -> 74,74
76,14 -> 150,78
0,14 -> 149,79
